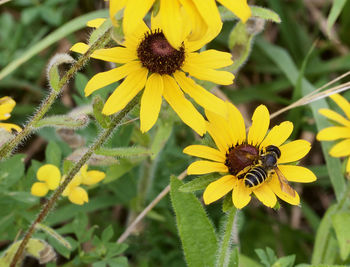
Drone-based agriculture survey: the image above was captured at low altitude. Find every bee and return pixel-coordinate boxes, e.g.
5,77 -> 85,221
241,145 -> 295,197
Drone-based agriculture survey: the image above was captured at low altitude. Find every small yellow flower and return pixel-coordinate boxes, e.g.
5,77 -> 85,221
71,16 -> 234,135
0,96 -> 21,132
317,94 -> 350,174
109,0 -> 251,49
31,164 -> 105,205
184,102 -> 316,209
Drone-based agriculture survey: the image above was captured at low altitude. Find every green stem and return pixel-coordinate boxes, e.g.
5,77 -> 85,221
0,27 -> 111,160
9,94 -> 140,267
217,207 -> 238,267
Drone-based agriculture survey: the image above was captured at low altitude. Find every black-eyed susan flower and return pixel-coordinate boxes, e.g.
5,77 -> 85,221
0,96 -> 21,132
31,164 -> 105,205
317,93 -> 350,174
184,102 -> 316,209
71,16 -> 234,135
109,0 -> 251,49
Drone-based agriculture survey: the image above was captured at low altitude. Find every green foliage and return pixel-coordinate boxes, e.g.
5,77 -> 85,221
332,211 -> 350,261
256,247 -> 295,267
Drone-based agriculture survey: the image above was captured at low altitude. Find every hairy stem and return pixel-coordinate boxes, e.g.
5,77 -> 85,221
0,27 -> 111,160
10,94 -> 139,267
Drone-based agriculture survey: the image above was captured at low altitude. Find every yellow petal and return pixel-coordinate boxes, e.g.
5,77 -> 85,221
185,50 -> 233,69
206,121 -> 230,153
140,73 -> 164,133
278,140 -> 311,164
183,145 -> 225,162
346,157 -> 350,174
180,0 -> 207,41
68,187 -> 89,205
85,61 -> 142,96
83,170 -> 106,185
70,43 -> 137,63
329,139 -> 350,157
123,0 -> 155,36
182,63 -> 234,85
247,105 -> 270,146
31,182 -> 49,197
278,165 -> 317,183
253,185 -> 277,208
109,0 -> 127,26
162,75 -> 206,135
0,96 -> 15,120
102,67 -> 148,115
232,179 -> 251,209
317,126 -> 350,141
330,94 -> 350,120
319,108 -> 350,127
203,175 -> 235,204
216,0 -> 252,23
174,71 -> 226,116
260,121 -> 294,148
226,102 -> 246,144
268,176 -> 300,205
159,0 -> 184,49
37,164 -> 61,190
187,160 -> 228,175
206,109 -> 233,150
86,18 -> 106,28
0,123 -> 21,133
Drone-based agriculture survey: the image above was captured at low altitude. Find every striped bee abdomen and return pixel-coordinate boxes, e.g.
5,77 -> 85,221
244,166 -> 267,188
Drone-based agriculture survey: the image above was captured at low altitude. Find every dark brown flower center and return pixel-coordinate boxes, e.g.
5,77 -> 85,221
137,29 -> 185,75
225,144 -> 259,176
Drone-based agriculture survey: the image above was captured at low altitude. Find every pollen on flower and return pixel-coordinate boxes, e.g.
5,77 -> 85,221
137,29 -> 185,75
225,144 -> 259,176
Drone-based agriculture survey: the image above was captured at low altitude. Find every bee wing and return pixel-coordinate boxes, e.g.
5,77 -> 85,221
275,167 -> 296,198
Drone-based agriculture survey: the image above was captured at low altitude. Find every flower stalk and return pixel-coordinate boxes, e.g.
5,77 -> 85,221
0,27 -> 112,160
10,93 -> 140,267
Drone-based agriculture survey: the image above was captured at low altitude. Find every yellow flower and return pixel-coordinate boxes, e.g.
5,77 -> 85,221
71,16 -> 234,135
317,94 -> 350,174
184,102 -> 316,209
31,164 -> 105,205
0,96 -> 21,132
109,0 -> 251,49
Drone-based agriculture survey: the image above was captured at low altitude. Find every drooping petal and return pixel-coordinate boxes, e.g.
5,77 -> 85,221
109,0 -> 127,26
0,96 -> 16,120
187,160 -> 228,175
185,50 -> 233,69
226,102 -> 246,144
31,182 -> 49,197
37,164 -> 61,190
86,18 -> 106,28
70,43 -> 137,63
68,187 -> 89,205
85,61 -> 142,96
330,94 -> 350,120
319,108 -> 350,127
260,121 -> 293,148
83,171 -> 106,185
268,176 -> 300,205
183,145 -> 225,162
102,67 -> 148,115
232,179 -> 251,209
317,126 -> 350,141
174,71 -> 226,116
182,63 -> 234,85
140,73 -> 164,133
247,105 -> 270,146
278,140 -> 311,164
253,185 -> 277,208
203,175 -> 235,204
162,75 -> 206,135
329,139 -> 350,157
123,0 -> 155,36
278,165 -> 317,183
0,123 -> 21,133
216,0 -> 252,23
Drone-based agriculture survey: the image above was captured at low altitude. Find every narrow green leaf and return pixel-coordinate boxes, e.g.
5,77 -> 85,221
331,211 -> 350,260
327,0 -> 347,35
96,146 -> 153,158
101,225 -> 114,243
0,10 -> 108,80
179,174 -> 218,193
89,18 -> 112,45
36,223 -> 72,250
170,176 -> 218,267
150,120 -> 173,159
251,6 -> 281,23
35,114 -> 89,129
93,96 -> 111,129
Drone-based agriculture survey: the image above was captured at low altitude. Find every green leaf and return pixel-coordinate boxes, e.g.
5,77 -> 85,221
239,254 -> 263,267
251,6 -> 281,23
327,0 -> 347,35
179,174 -> 218,193
35,114 -> 89,129
101,225 -> 114,243
96,146 -> 153,158
272,255 -> 295,267
103,159 -> 138,184
36,223 -> 72,250
331,211 -> 350,260
150,120 -> 173,159
89,18 -> 112,45
45,141 -> 62,166
222,194 -> 233,213
170,176 -> 218,267
93,96 -> 111,129
0,154 -> 25,189
0,9 -> 108,80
